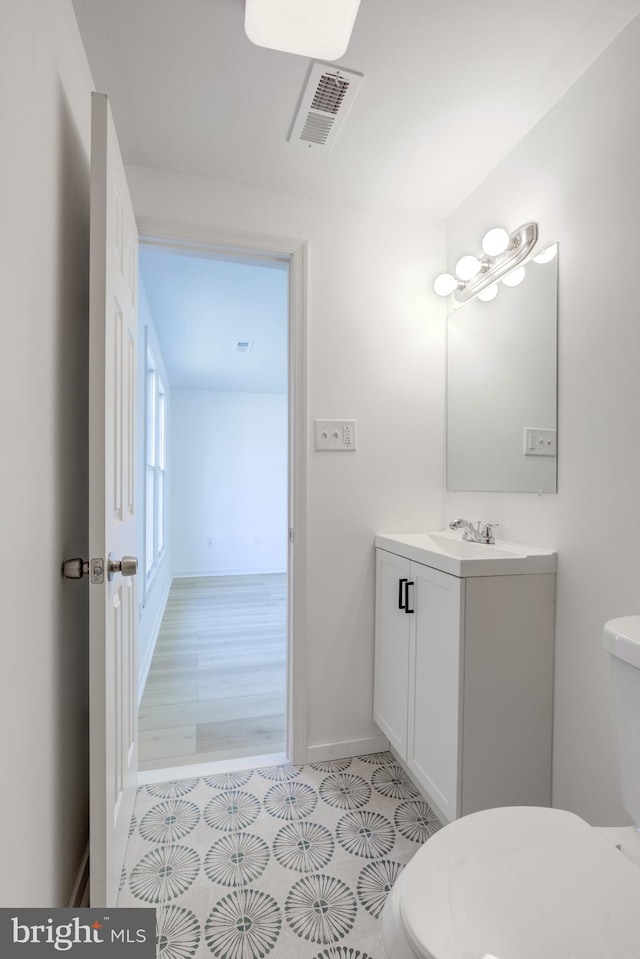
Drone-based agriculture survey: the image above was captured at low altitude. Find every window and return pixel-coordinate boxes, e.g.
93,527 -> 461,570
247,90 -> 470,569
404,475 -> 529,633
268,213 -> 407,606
145,345 -> 166,585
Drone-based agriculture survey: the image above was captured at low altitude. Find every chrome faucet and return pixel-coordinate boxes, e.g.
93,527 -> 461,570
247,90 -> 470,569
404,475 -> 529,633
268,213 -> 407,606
448,518 -> 498,545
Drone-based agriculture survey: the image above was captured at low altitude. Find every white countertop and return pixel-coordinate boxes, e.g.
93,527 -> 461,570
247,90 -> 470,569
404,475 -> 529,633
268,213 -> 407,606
375,529 -> 557,577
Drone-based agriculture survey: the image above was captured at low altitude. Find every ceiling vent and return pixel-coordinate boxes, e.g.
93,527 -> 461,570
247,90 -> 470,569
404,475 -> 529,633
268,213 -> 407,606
288,61 -> 364,151
235,340 -> 253,352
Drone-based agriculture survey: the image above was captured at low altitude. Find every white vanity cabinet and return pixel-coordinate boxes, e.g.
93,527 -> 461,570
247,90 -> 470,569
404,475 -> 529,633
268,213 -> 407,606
374,534 -> 556,824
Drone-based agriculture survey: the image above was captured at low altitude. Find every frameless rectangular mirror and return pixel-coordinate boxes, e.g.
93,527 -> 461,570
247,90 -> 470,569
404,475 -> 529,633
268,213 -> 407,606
446,245 -> 558,493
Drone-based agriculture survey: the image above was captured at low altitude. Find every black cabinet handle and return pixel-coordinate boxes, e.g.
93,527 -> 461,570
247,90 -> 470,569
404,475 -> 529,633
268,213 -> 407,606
398,578 -> 408,610
405,581 -> 414,614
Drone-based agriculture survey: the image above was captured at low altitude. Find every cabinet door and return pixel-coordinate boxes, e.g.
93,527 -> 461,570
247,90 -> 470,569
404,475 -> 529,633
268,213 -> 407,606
407,563 -> 464,821
374,549 -> 411,757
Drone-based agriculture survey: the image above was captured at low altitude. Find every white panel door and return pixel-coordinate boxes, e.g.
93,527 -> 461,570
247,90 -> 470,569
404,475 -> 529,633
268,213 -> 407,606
89,93 -> 139,906
407,562 -> 463,822
373,549 -> 411,756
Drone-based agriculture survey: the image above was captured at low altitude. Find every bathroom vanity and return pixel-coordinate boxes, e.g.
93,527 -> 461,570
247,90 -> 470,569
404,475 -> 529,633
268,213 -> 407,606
374,531 -> 556,823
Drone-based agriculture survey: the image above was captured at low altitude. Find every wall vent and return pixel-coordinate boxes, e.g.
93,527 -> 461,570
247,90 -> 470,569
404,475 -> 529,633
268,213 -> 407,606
235,340 -> 253,352
288,61 -> 364,151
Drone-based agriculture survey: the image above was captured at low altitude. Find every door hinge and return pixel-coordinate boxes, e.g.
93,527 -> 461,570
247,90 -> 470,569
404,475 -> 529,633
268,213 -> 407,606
289,528 -> 295,544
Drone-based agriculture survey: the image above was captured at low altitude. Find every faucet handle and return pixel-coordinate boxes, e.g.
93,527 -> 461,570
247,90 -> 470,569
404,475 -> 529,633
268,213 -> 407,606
481,522 -> 499,543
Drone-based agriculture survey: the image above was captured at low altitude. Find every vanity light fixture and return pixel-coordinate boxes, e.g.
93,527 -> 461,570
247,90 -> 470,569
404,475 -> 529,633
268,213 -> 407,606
481,227 -> 510,256
477,283 -> 499,302
434,222 -> 539,304
433,273 -> 459,296
455,255 -> 482,281
502,265 -> 526,287
245,0 -> 362,60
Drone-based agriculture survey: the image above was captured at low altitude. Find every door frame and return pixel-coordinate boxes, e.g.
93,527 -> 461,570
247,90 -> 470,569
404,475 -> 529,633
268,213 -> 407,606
136,216 -> 308,765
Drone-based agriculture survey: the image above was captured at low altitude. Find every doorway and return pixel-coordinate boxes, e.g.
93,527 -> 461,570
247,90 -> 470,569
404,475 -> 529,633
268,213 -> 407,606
134,238 -> 295,774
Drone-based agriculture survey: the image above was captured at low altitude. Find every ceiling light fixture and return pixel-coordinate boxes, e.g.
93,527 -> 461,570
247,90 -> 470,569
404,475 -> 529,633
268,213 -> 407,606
433,222 -> 539,304
245,0 -> 362,60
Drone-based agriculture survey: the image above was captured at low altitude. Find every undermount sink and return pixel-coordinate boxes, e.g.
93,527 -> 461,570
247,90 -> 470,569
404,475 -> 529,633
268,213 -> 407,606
374,529 -> 556,577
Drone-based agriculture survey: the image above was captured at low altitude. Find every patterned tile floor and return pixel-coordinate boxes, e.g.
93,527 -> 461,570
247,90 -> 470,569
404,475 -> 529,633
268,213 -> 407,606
118,752 -> 442,958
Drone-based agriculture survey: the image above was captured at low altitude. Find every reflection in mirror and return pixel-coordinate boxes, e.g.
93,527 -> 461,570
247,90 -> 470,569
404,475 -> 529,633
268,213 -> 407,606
446,245 -> 558,493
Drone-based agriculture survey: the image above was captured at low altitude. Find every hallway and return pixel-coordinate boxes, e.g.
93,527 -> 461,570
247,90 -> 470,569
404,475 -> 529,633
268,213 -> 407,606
139,573 -> 287,771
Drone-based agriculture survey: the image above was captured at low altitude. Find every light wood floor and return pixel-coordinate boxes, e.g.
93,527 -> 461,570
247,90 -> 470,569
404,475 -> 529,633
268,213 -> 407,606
138,573 -> 287,772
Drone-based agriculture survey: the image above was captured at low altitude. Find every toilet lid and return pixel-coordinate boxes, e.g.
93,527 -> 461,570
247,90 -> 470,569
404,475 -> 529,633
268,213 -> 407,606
399,806 -> 640,959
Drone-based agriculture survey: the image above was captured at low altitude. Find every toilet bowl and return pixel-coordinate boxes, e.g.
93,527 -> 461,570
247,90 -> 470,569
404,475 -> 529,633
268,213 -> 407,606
382,616 -> 640,959
382,805 -> 640,958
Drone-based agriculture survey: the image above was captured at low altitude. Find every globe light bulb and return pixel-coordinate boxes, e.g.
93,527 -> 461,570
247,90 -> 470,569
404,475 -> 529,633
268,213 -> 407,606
482,228 -> 510,257
502,266 -> 526,287
477,283 -> 498,302
433,273 -> 457,296
455,255 -> 481,281
533,243 -> 558,264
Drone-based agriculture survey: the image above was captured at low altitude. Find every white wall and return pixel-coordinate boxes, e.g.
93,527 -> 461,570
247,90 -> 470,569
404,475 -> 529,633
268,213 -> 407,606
443,14 -> 640,825
136,275 -> 172,694
171,390 -> 288,576
128,165 -> 446,758
0,0 -> 94,904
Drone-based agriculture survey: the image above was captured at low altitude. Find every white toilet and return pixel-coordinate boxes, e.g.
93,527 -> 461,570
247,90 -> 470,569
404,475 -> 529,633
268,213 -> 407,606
382,616 -> 640,958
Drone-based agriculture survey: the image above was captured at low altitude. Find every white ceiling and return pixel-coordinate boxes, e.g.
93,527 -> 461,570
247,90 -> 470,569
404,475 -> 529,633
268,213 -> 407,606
75,0 -> 640,388
73,0 -> 640,219
139,247 -> 288,393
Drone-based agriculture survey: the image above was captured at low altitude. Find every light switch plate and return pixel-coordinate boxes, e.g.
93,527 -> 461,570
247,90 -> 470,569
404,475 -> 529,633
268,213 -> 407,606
314,420 -> 357,451
524,427 -> 556,457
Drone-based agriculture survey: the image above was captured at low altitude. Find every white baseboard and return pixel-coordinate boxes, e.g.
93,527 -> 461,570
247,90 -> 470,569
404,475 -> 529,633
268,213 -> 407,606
173,568 -> 286,578
67,842 -> 90,908
138,573 -> 172,704
304,734 -> 389,765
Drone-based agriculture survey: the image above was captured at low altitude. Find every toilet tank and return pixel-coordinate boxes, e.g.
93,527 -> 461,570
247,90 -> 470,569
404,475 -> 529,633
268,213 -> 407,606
603,616 -> 640,829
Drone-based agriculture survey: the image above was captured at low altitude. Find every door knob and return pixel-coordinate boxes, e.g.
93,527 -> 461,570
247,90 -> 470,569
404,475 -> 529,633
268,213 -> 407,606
63,557 -> 89,579
108,554 -> 138,581
62,557 -> 104,584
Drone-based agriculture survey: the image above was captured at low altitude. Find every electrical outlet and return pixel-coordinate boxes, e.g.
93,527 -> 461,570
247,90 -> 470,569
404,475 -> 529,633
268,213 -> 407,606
524,428 -> 556,457
314,420 -> 357,451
